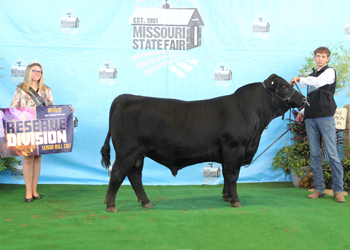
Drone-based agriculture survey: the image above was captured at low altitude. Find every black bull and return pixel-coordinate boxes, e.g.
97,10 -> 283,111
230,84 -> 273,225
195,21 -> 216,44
101,74 -> 306,212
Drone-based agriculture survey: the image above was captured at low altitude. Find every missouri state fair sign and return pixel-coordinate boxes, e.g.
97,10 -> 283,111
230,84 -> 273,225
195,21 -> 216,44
0,105 -> 74,157
129,7 -> 204,51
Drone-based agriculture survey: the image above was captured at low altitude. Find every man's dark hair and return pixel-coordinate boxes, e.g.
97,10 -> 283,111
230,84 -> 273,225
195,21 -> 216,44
314,47 -> 331,57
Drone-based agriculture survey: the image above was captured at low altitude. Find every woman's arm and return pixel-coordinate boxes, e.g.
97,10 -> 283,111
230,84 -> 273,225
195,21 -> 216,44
46,87 -> 55,106
9,87 -> 22,108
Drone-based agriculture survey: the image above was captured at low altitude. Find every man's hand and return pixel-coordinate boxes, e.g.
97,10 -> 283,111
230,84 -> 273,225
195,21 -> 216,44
296,112 -> 304,123
289,77 -> 300,85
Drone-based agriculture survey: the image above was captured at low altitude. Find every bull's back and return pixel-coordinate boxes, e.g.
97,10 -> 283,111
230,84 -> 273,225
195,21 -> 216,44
111,94 -> 252,149
112,94 -> 236,134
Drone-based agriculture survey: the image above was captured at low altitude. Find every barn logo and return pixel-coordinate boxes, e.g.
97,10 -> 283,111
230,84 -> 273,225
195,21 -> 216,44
203,162 -> 221,184
252,14 -> 270,39
98,61 -> 117,86
214,63 -> 232,87
60,9 -> 79,35
345,17 -> 350,41
129,0 -> 203,78
10,58 -> 28,84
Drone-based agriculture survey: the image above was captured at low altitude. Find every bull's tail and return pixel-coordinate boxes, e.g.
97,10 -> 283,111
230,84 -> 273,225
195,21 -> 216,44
101,95 -> 133,169
101,97 -> 120,169
101,130 -> 111,168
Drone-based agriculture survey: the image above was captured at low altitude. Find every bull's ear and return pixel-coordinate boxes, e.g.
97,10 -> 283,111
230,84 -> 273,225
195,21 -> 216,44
263,74 -> 278,89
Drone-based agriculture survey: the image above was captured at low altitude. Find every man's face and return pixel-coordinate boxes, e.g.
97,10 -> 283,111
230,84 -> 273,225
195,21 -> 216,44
314,53 -> 330,69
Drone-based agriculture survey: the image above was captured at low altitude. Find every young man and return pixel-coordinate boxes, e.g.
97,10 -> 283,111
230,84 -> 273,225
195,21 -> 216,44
290,47 -> 345,203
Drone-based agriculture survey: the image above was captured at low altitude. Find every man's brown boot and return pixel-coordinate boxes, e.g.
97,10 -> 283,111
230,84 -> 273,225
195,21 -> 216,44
307,191 -> 325,199
334,192 -> 345,203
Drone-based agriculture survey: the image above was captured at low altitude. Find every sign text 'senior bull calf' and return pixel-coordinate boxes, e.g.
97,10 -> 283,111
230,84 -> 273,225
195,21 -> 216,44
101,74 -> 306,212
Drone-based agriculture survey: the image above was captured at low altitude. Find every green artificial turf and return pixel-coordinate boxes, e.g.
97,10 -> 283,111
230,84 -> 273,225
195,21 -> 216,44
1,182 -> 349,250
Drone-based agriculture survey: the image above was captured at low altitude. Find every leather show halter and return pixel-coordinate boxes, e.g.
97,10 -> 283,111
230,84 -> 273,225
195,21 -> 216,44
262,81 -> 309,107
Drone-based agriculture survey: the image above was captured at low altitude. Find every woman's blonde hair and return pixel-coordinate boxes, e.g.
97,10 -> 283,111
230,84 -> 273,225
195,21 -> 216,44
19,62 -> 48,93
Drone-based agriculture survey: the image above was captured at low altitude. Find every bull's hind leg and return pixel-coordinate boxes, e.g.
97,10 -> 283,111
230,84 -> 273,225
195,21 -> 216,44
127,156 -> 153,208
105,156 -> 134,212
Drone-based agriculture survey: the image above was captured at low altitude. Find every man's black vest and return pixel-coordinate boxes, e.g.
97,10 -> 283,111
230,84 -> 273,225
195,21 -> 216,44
304,65 -> 337,119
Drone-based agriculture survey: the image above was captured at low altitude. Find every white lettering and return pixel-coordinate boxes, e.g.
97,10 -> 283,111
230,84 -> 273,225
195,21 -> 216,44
57,130 -> 67,143
48,131 -> 56,144
16,133 -> 22,146
21,133 -> 31,146
7,131 -> 68,146
8,134 -> 16,146
43,132 -> 48,144
36,132 -> 43,145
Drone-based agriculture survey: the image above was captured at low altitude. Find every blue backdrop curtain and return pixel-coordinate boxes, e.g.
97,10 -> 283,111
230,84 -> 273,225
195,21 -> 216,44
1,0 -> 350,184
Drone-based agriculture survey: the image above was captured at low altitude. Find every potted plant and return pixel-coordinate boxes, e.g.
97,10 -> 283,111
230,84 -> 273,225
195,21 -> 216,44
272,108 -> 312,187
341,157 -> 350,191
300,157 -> 350,191
0,155 -> 20,172
272,140 -> 311,187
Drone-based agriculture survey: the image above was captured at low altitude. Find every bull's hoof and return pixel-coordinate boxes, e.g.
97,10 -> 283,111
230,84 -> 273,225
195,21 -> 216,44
106,206 -> 118,212
142,202 -> 154,208
231,201 -> 243,208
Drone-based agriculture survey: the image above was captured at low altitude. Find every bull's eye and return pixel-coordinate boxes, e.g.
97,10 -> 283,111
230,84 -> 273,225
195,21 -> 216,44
271,81 -> 274,85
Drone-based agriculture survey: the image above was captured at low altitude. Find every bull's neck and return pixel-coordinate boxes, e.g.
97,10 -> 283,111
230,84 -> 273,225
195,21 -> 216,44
249,84 -> 290,129
260,86 -> 290,126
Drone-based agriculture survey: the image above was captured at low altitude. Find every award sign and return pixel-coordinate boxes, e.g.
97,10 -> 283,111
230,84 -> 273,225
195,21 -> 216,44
0,105 -> 74,157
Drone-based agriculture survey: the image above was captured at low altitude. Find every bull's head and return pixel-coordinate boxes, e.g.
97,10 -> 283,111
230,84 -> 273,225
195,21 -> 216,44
263,74 -> 306,108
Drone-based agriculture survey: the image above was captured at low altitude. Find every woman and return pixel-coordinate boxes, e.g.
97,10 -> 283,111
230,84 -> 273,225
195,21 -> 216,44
10,61 -> 74,202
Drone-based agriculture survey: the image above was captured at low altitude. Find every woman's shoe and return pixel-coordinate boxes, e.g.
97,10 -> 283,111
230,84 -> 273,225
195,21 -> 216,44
25,197 -> 33,203
33,195 -> 41,200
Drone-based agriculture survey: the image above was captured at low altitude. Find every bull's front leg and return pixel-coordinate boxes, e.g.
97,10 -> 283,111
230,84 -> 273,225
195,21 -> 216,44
223,157 -> 243,207
222,181 -> 230,202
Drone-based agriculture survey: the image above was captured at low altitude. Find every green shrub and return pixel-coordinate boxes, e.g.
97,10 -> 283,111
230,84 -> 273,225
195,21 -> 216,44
0,156 -> 19,171
272,140 -> 311,177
